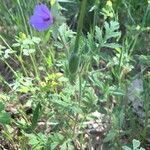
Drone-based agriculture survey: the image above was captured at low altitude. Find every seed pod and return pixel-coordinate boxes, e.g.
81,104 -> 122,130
69,53 -> 80,74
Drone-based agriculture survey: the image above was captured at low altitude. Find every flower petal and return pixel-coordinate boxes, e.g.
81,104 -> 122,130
34,4 -> 51,19
30,15 -> 51,31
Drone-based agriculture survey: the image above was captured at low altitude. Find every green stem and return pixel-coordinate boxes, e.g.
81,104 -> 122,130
59,32 -> 69,57
29,53 -> 40,80
73,72 -> 82,139
0,34 -> 29,77
129,32 -> 141,55
3,125 -> 17,149
142,3 -> 150,27
3,59 -> 18,77
74,0 -> 87,53
38,46 -> 47,62
78,73 -> 82,104
1,78 -> 13,90
0,35 -> 13,50
17,0 -> 28,34
17,55 -> 28,76
92,0 -> 99,35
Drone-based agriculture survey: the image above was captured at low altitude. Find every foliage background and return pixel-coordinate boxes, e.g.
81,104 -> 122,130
0,0 -> 150,149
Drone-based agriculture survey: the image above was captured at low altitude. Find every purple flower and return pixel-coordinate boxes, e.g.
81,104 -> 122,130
30,3 -> 53,32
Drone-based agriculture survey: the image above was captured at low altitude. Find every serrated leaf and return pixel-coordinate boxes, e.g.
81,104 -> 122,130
104,21 -> 121,40
31,103 -> 41,130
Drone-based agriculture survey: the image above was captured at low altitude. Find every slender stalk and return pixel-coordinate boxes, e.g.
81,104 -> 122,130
59,32 -> 69,57
72,72 -> 82,144
17,0 -> 28,34
142,3 -> 150,27
129,32 -> 141,55
29,53 -> 40,80
0,35 -> 14,51
72,1 -> 87,143
3,125 -> 17,149
92,0 -> 99,35
1,78 -> 13,90
2,59 -> 18,77
17,55 -> 28,76
74,0 -> 87,53
38,46 -> 48,62
78,73 -> 82,104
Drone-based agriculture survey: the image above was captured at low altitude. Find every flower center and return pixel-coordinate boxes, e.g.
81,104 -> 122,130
43,17 -> 50,22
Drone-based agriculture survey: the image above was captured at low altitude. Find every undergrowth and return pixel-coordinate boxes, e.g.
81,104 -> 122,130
0,0 -> 150,149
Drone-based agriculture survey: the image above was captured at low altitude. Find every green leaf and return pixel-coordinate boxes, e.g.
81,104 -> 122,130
58,0 -> 73,2
32,37 -> 41,44
122,146 -> 132,150
104,21 -> 121,40
47,55 -> 53,67
51,142 -> 60,150
23,39 -> 34,45
28,133 -> 46,150
103,43 -> 122,49
132,139 -> 140,150
0,112 -> 11,124
28,134 -> 39,145
45,29 -> 52,43
61,142 -> 67,150
12,43 -> 20,47
95,26 -> 103,44
104,130 -> 116,142
139,148 -> 145,150
29,49 -> 35,54
0,102 -> 4,112
53,99 -> 70,108
31,103 -> 41,130
49,133 -> 64,150
69,53 -> 80,74
22,49 -> 29,56
61,139 -> 73,150
68,142 -> 74,150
